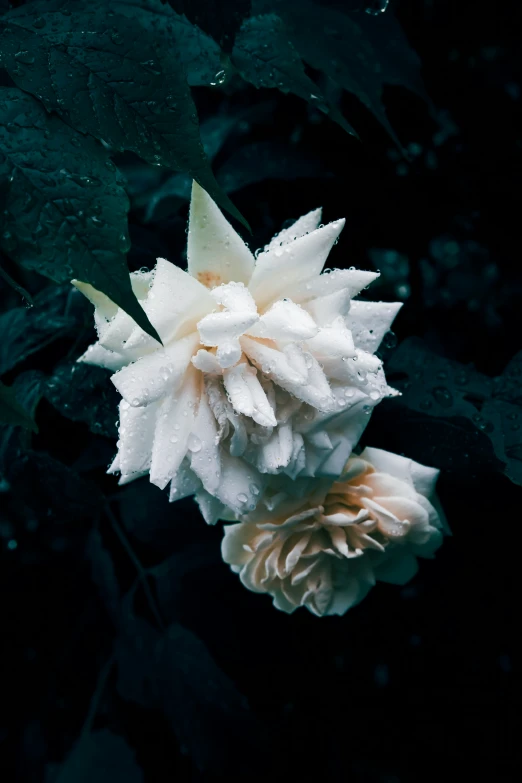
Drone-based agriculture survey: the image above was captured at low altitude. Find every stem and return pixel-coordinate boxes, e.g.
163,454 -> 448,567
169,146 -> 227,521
105,503 -> 166,631
80,653 -> 116,738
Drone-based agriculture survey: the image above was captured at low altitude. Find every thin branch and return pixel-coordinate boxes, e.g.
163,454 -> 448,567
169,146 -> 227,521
80,653 -> 116,739
104,502 -> 166,631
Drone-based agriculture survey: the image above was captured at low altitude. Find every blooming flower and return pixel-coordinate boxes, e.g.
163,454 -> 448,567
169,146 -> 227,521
222,447 -> 448,616
74,183 -> 401,519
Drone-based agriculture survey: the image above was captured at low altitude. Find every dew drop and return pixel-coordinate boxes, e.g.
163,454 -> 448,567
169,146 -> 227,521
187,433 -> 202,453
431,386 -> 453,408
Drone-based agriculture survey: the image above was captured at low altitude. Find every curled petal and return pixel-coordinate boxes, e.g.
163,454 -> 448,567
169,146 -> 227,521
197,310 -> 259,347
247,299 -> 318,341
216,339 -> 243,369
191,348 -> 222,374
241,336 -> 308,386
211,281 -> 257,313
305,316 -> 355,359
361,497 -> 411,537
125,258 -> 214,352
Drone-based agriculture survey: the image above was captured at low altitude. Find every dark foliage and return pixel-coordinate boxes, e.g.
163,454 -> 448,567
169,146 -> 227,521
0,0 -> 519,781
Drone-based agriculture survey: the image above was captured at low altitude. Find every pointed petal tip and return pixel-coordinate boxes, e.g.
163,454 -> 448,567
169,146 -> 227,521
191,176 -> 251,234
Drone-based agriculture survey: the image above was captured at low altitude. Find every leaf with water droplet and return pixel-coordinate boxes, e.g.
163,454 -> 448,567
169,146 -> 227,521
0,88 -> 160,342
232,13 -> 357,138
0,286 -> 77,376
0,0 -> 248,230
251,0 -> 428,146
378,337 -> 522,487
44,363 -> 119,438
0,379 -> 38,432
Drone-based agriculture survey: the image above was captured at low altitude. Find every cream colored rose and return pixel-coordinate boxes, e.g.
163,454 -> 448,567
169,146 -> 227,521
74,183 -> 402,520
222,447 -> 448,616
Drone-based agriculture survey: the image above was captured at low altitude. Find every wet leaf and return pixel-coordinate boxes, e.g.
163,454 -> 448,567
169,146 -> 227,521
252,0 -> 424,144
105,0 -> 222,87
0,89 -> 160,341
116,612 -> 257,772
0,378 -> 38,432
384,338 -> 522,486
233,14 -> 357,137
0,290 -> 76,377
141,106 -> 265,221
0,0 -> 248,229
44,363 -> 119,439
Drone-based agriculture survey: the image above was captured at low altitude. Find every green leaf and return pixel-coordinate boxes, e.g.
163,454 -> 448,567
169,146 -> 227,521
232,14 -> 357,137
116,613 -> 257,772
385,338 -> 522,486
100,0 -> 223,88
0,288 -> 76,377
44,363 -> 119,439
0,378 -> 38,432
0,88 -> 160,342
53,730 -> 144,783
252,0 -> 423,145
0,0 -> 248,229
140,107 -> 261,221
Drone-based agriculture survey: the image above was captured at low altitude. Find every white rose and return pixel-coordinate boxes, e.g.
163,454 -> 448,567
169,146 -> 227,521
222,447 -> 448,616
74,183 -> 401,519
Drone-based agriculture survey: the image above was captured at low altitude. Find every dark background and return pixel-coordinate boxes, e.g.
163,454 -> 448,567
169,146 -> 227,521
0,0 -> 520,781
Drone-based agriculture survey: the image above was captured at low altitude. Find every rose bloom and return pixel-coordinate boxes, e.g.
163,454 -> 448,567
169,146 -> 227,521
74,183 -> 401,519
222,447 -> 448,616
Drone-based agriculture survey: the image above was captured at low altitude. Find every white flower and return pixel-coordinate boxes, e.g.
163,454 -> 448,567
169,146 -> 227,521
222,447 -> 448,616
74,183 -> 402,519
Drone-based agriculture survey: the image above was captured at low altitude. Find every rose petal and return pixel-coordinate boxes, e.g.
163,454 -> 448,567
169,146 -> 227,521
305,316 -> 355,359
247,299 -> 318,341
189,391 -> 221,494
116,398 -> 160,479
78,342 -> 127,372
266,207 -> 322,251
188,181 -> 255,287
124,258 -> 214,352
248,219 -> 346,309
197,310 -> 259,346
149,367 -> 199,490
345,300 -> 403,352
303,289 -> 351,326
169,458 -> 202,502
111,332 -> 199,407
287,268 -> 380,304
191,348 -> 222,374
